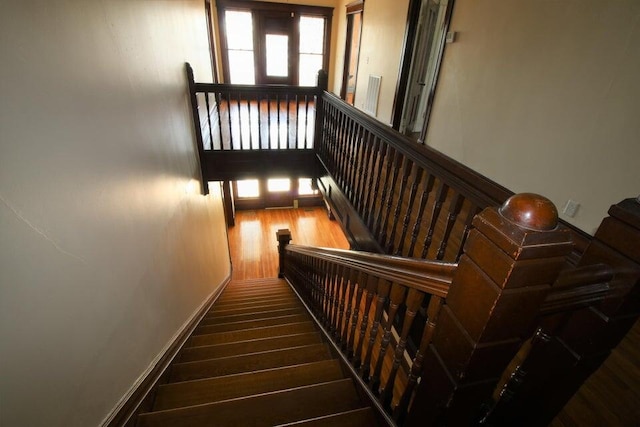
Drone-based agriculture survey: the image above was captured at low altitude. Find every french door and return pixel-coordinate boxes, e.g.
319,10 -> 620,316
218,1 -> 331,87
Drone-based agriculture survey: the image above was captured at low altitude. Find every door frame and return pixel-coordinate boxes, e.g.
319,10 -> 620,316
390,0 -> 455,138
340,1 -> 363,103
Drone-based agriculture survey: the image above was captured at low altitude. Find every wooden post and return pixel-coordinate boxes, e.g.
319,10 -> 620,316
492,196 -> 640,426
185,62 -> 208,195
314,69 -> 328,179
276,229 -> 292,278
405,193 -> 574,426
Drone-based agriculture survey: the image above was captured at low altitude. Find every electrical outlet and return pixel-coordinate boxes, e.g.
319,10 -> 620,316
563,199 -> 580,218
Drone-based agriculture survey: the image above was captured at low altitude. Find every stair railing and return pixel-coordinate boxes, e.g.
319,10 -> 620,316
279,193 -> 582,425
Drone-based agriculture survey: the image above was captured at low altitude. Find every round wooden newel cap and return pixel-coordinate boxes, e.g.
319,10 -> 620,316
498,193 -> 558,231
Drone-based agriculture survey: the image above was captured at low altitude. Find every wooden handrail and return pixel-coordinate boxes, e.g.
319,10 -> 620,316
194,82 -> 320,96
285,244 -> 455,297
540,263 -> 613,315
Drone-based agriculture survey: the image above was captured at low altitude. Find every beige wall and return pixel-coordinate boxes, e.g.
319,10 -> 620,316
426,0 -> 640,233
0,1 -> 231,426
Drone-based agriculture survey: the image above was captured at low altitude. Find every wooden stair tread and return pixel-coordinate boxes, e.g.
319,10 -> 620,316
194,313 -> 310,335
187,321 -> 317,347
275,408 -> 380,426
138,379 -> 364,427
204,301 -> 302,318
154,359 -> 345,410
170,343 -> 332,382
179,332 -> 322,362
198,306 -> 305,325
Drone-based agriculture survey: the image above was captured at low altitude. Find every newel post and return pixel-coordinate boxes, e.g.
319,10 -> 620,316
405,194 -> 574,426
276,229 -> 292,278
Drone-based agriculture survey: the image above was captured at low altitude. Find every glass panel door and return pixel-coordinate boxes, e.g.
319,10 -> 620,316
258,13 -> 295,85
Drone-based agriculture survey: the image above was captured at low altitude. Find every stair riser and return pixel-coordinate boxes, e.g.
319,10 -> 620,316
194,314 -> 311,335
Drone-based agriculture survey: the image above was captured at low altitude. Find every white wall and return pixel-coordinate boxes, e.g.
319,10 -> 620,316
0,1 -> 231,426
426,0 -> 640,233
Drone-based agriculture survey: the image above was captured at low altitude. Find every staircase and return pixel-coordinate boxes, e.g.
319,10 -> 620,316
137,278 -> 381,426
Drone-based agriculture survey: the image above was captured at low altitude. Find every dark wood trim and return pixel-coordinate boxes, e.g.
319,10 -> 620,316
202,150 -> 321,181
390,0 -> 455,133
417,0 -> 455,144
346,0 -> 364,15
222,180 -> 235,226
104,274 -> 231,427
390,0 -> 422,130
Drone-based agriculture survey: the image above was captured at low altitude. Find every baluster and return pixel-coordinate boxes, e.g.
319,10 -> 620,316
285,93 -> 291,149
373,145 -> 395,235
421,181 -> 450,259
393,295 -> 444,423
333,264 -> 346,337
456,205 -> 481,261
362,278 -> 391,380
353,274 -> 378,369
408,173 -> 436,257
326,263 -> 339,333
338,113 -> 350,188
226,90 -> 233,150
203,92 -> 214,150
346,272 -> 367,360
380,288 -> 424,409
346,120 -> 361,200
267,94 -> 272,149
436,192 -> 465,260
294,93 -> 300,148
378,150 -> 403,246
386,156 -> 413,253
335,266 -> 350,344
341,269 -> 359,350
355,130 -> 373,215
276,94 -> 282,149
396,166 -> 424,256
362,136 -> 382,227
325,103 -> 336,171
237,92 -> 244,149
247,94 -> 254,150
371,283 -> 407,392
303,94 -> 309,148
214,91 -> 223,150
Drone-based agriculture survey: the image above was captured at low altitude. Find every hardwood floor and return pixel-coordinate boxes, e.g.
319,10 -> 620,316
551,318 -> 640,427
227,206 -> 349,280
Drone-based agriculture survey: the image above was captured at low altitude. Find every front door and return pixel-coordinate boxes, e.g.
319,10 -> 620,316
257,13 -> 296,85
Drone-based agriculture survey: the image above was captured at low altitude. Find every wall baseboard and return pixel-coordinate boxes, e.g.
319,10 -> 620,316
102,274 -> 231,427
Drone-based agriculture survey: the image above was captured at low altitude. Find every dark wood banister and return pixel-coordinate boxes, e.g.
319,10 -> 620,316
285,244 -> 455,298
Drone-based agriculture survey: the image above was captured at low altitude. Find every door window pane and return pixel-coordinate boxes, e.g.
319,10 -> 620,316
299,16 -> 325,86
267,178 -> 291,192
225,11 -> 255,84
299,54 -> 323,86
225,11 -> 254,50
228,51 -> 255,84
266,34 -> 289,77
299,16 -> 324,54
237,180 -> 260,198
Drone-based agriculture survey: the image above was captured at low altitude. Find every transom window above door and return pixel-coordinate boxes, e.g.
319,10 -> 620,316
218,0 -> 333,86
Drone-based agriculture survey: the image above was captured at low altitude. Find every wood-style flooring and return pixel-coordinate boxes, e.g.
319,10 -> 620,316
227,206 -> 349,281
